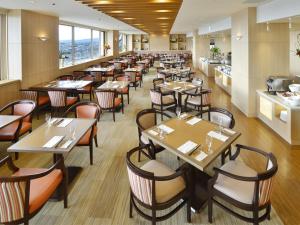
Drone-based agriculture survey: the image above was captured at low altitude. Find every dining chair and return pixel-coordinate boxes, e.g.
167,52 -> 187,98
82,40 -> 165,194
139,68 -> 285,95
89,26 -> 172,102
157,72 -> 172,81
20,89 -> 50,119
56,74 -> 74,80
101,62 -> 110,68
0,155 -> 67,225
64,102 -> 100,165
114,62 -> 123,75
114,75 -> 130,104
125,71 -> 141,90
0,100 -> 36,160
208,144 -> 278,225
150,89 -> 177,120
47,90 -> 79,116
184,89 -> 212,117
202,107 -> 235,164
76,75 -> 94,100
136,108 -> 171,161
73,71 -> 86,80
94,89 -> 123,122
126,146 -> 191,225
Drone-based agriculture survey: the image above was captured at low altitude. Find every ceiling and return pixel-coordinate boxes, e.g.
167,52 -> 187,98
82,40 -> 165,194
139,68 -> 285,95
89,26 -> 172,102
75,0 -> 183,35
171,0 -> 270,34
0,0 -> 142,33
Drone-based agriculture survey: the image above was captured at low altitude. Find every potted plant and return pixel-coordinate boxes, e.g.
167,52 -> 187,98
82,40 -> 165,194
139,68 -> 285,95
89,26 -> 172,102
210,47 -> 221,59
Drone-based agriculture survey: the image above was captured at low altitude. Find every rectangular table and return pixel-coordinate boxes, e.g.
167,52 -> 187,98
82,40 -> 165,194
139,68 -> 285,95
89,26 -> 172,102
84,67 -> 114,73
124,68 -> 142,73
158,81 -> 200,109
30,80 -> 93,91
143,115 -> 241,210
97,81 -> 129,90
0,115 -> 22,129
8,118 -> 97,189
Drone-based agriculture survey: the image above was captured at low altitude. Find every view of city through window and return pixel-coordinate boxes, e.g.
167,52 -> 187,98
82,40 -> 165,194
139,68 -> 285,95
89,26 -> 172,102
59,24 -> 105,68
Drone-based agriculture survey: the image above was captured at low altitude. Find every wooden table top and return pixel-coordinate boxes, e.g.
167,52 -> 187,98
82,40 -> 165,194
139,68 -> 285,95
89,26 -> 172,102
97,81 -> 129,90
30,80 -> 92,91
84,67 -> 114,72
161,68 -> 191,75
157,81 -> 199,93
0,115 -> 22,129
124,68 -> 142,72
143,116 -> 241,171
8,118 -> 96,154
108,60 -> 128,64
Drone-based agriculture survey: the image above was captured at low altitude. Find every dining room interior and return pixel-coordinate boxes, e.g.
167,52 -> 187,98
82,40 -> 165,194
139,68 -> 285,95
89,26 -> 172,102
0,0 -> 299,225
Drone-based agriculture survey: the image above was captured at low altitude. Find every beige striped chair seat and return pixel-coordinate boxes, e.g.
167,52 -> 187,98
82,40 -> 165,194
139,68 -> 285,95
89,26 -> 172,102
187,93 -> 211,106
48,91 -> 77,107
150,90 -> 175,105
96,91 -> 121,109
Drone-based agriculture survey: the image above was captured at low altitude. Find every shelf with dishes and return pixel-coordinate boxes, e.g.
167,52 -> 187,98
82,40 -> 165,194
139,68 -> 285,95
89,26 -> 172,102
214,65 -> 232,95
256,90 -> 300,145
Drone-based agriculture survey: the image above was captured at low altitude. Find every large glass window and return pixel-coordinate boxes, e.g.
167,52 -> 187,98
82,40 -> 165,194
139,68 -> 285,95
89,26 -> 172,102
59,24 -> 105,68
59,25 -> 73,67
119,33 -> 127,52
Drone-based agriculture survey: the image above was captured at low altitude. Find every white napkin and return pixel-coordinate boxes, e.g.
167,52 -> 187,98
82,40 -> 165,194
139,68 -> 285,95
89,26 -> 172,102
186,117 -> 202,125
49,118 -> 58,125
208,131 -> 229,142
43,136 -> 64,148
158,124 -> 174,134
148,130 -> 158,136
112,81 -> 117,84
195,151 -> 208,161
224,128 -> 236,135
59,140 -> 73,149
179,113 -> 188,119
173,87 -> 181,90
178,141 -> 198,154
57,119 -> 73,128
113,85 -> 119,88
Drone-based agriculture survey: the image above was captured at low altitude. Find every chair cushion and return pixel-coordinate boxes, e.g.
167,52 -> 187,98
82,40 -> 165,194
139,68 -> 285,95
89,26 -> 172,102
214,160 -> 257,204
187,95 -> 210,106
66,97 -> 78,106
13,168 -> 63,213
162,95 -> 175,105
0,121 -> 31,141
114,98 -> 122,107
141,160 -> 185,203
77,126 -> 97,145
38,96 -> 50,106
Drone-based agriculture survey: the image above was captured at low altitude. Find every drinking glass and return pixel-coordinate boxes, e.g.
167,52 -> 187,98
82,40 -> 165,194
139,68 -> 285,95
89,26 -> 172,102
158,127 -> 165,140
218,117 -> 224,134
206,135 -> 213,154
176,106 -> 181,119
69,127 -> 76,141
45,113 -> 52,127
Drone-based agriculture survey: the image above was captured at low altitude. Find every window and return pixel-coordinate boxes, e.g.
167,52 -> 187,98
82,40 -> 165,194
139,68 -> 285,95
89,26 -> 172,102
0,13 -> 7,80
59,25 -> 73,67
119,33 -> 127,52
59,24 -> 105,68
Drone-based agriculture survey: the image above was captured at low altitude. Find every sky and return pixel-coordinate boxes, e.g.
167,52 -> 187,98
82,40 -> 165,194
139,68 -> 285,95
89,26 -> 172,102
59,25 -> 100,41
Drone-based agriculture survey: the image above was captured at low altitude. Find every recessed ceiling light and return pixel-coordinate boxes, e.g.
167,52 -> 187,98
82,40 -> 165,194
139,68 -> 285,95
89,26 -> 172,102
152,0 -> 173,3
95,1 -> 111,4
155,9 -> 172,13
157,17 -> 169,20
123,18 -> 135,20
110,10 -> 125,13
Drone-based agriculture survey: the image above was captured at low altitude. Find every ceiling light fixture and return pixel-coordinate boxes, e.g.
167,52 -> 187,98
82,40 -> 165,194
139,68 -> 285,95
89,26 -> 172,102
95,1 -> 111,4
155,9 -> 172,13
123,17 -> 135,20
152,0 -> 173,3
157,17 -> 169,20
110,10 -> 125,13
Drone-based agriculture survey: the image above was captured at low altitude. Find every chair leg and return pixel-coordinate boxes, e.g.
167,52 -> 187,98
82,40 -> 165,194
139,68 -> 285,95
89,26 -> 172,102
127,93 -> 130,104
129,193 -> 133,218
63,174 -> 68,208
253,209 -> 259,225
113,110 -> 116,122
187,198 -> 191,223
94,135 -> 98,147
15,152 -> 19,160
89,144 -> 93,165
152,209 -> 156,225
121,96 -> 124,114
208,195 -> 213,223
267,204 -> 271,220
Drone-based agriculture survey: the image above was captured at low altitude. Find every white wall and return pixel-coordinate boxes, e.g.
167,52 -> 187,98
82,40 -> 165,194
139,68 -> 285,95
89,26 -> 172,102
149,35 -> 169,51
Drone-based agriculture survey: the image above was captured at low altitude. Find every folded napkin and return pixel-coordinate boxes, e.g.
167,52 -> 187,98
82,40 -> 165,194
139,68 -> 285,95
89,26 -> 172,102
223,128 -> 236,135
186,117 -> 202,125
208,131 -> 229,142
158,124 -> 174,134
179,113 -> 188,119
57,119 -> 73,128
59,139 -> 73,149
148,130 -> 158,136
177,141 -> 198,154
188,84 -> 196,88
195,151 -> 208,161
43,136 -> 64,148
49,118 -> 58,125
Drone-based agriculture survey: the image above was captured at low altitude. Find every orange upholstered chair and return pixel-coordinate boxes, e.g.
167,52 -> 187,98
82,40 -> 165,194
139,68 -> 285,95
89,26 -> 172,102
0,155 -> 67,225
47,90 -> 78,116
0,100 -> 36,159
64,102 -> 100,165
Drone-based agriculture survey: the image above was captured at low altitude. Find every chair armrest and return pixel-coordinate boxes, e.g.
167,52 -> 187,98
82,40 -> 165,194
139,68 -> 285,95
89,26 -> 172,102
154,169 -> 185,182
231,144 -> 269,160
0,156 -> 19,172
213,167 -> 259,182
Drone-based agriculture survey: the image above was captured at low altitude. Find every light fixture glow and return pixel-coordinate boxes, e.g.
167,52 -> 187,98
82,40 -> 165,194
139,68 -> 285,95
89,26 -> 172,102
235,34 -> 242,40
38,36 -> 49,42
95,1 -> 111,4
157,17 -> 169,20
110,10 -> 125,13
289,17 -> 292,29
152,0 -> 173,3
154,9 -> 172,12
123,17 -> 135,20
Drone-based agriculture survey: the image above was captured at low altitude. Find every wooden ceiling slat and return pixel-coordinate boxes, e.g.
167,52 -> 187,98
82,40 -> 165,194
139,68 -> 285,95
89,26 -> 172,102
76,0 -> 182,34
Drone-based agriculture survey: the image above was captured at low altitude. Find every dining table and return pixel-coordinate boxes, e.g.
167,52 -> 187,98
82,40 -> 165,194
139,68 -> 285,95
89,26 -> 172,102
157,81 -> 201,110
124,67 -> 143,73
97,80 -> 129,90
142,114 -> 241,211
0,115 -> 22,129
30,80 -> 93,91
8,118 -> 97,190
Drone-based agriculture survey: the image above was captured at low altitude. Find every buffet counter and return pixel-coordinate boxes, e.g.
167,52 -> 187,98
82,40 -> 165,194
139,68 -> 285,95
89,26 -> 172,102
214,66 -> 231,95
256,90 -> 300,145
199,57 -> 223,77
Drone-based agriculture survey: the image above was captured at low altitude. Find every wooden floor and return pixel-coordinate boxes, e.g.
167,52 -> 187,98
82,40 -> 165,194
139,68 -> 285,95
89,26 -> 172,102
0,67 -> 298,225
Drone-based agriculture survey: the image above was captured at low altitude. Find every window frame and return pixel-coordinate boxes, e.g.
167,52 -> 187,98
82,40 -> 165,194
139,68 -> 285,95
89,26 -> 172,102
0,12 -> 8,80
59,22 -> 106,68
